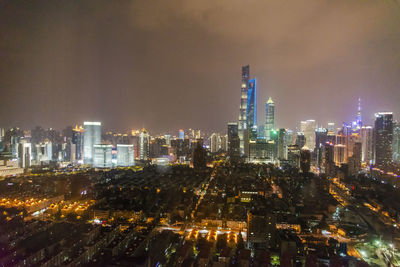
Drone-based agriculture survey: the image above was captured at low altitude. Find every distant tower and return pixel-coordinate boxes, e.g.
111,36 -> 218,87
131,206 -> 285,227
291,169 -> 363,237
179,129 -> 185,140
265,97 -> 275,140
356,98 -> 362,129
239,65 -> 250,155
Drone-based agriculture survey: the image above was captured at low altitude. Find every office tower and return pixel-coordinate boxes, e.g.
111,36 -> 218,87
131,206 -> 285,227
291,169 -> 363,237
35,140 -> 52,163
246,78 -> 257,130
348,142 -> 362,176
300,148 -> 311,174
139,128 -> 150,160
285,130 -> 294,146
265,97 -> 275,140
18,141 -> 31,168
360,126 -> 373,164
193,142 -> 206,169
83,121 -> 102,164
277,129 -> 286,160
179,129 -> 185,140
287,145 -> 300,168
210,133 -> 221,153
164,134 -> 171,147
72,125 -> 84,161
315,128 -> 328,168
295,132 -> 306,149
393,123 -> 400,163
327,122 -> 335,134
117,144 -> 134,167
300,120 -> 316,151
334,144 -> 346,166
220,134 -> 228,152
374,112 -> 393,167
228,122 -> 240,162
322,142 -> 335,177
93,144 -> 112,168
239,65 -> 250,154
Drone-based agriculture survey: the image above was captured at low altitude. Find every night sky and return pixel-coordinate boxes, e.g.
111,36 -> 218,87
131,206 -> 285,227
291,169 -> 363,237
1,0 -> 400,134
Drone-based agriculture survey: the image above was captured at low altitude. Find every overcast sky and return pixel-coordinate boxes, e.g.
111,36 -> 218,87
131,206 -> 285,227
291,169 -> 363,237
1,0 -> 399,134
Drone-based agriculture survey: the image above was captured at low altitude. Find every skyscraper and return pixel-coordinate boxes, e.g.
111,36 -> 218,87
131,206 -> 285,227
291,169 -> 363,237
209,133 -> 221,153
393,123 -> 400,163
355,98 -> 362,129
83,121 -> 102,164
265,97 -> 275,140
72,125 -> 84,162
300,120 -> 316,151
228,122 -> 240,162
246,78 -> 257,130
360,126 -> 373,164
179,129 -> 185,140
93,144 -> 112,168
117,144 -> 134,167
374,112 -> 393,167
239,65 -> 250,155
139,128 -> 150,160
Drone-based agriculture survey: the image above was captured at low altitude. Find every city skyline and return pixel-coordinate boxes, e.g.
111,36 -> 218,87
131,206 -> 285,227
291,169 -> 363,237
1,0 -> 400,133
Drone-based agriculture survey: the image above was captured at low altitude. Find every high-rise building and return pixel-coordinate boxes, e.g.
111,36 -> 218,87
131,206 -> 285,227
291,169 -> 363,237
356,98 -> 362,128
228,122 -> 240,162
327,122 -> 335,134
239,65 -> 250,155
287,145 -> 300,168
300,120 -> 316,151
246,79 -> 257,131
139,128 -> 150,160
334,144 -> 346,166
374,112 -> 393,167
72,125 -> 84,161
210,133 -> 221,153
179,129 -> 185,140
277,129 -> 286,160
322,142 -> 335,177
360,126 -> 373,164
18,141 -> 32,168
220,134 -> 228,152
83,122 -> 102,164
117,144 -> 134,167
393,123 -> 400,163
93,144 -> 112,168
265,97 -> 275,140
315,128 -> 328,168
295,132 -> 306,149
348,142 -> 362,176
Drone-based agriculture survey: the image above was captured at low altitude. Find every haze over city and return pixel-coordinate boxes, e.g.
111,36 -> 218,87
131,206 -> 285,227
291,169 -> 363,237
1,0 -> 400,133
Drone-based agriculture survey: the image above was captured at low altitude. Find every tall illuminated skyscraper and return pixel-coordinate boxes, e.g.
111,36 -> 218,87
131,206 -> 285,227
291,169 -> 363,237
238,65 -> 250,154
300,120 -> 316,151
83,121 -> 102,164
246,78 -> 257,130
265,97 -> 275,140
360,126 -> 373,164
139,128 -> 150,160
374,112 -> 393,167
